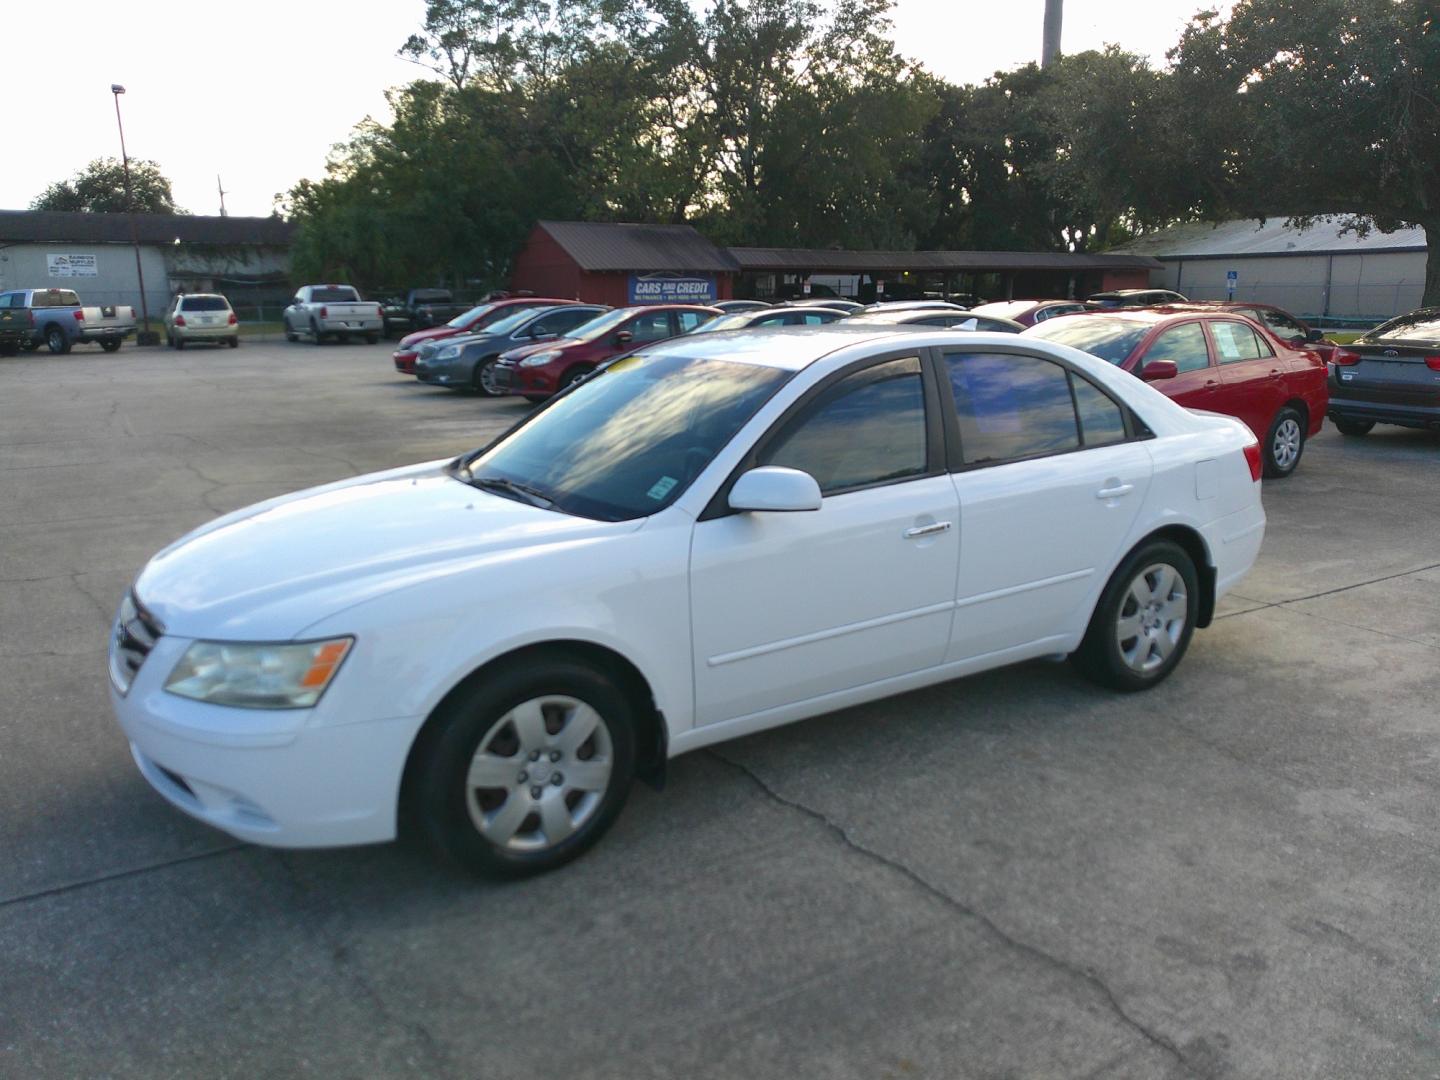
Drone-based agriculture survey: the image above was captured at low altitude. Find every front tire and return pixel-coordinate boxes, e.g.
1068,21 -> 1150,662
1072,540 -> 1199,692
1332,417 -> 1374,437
409,656 -> 637,878
1263,406 -> 1305,478
473,356 -> 503,396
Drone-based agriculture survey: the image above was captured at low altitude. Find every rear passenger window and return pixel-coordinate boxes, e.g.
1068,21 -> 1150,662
945,353 -> 1131,465
1211,321 -> 1267,363
674,311 -> 709,333
1147,323 -> 1210,373
1071,378 -> 1127,446
946,353 -> 1078,464
762,357 -> 927,494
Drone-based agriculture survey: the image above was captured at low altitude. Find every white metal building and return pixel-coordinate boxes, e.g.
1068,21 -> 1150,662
1111,218 -> 1427,323
0,210 -> 293,320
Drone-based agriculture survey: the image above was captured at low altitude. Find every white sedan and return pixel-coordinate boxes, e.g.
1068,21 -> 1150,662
109,326 -> 1265,876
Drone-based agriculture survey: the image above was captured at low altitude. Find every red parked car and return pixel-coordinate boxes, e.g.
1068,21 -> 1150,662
392,298 -> 579,374
1023,309 -> 1328,478
494,304 -> 721,400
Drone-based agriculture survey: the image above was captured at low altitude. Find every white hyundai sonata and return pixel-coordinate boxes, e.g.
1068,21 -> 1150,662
109,326 -> 1265,875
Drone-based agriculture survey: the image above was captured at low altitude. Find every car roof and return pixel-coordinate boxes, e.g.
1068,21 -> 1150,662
632,322 -> 962,370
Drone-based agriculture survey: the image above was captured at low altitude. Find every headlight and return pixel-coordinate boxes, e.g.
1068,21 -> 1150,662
520,350 -> 562,367
165,638 -> 353,709
436,344 -> 462,360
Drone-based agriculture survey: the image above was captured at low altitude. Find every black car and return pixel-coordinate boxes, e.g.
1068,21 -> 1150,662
1087,289 -> 1188,308
1327,308 -> 1440,435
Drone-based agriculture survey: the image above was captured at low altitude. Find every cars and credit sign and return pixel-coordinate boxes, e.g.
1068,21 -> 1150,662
629,273 -> 717,304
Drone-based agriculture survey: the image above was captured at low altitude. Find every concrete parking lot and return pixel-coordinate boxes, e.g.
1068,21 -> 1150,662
3,339 -> 1439,1078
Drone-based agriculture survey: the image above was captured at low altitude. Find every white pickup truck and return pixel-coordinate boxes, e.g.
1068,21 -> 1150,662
283,285 -> 384,345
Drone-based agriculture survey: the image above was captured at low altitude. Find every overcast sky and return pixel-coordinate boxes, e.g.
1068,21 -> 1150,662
2,0 -> 1232,219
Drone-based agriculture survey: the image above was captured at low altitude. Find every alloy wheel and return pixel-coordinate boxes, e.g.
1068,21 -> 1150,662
1272,417 -> 1302,471
464,695 -> 613,852
1115,562 -> 1188,675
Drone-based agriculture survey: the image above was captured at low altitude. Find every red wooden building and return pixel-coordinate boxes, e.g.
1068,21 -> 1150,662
510,221 -> 738,306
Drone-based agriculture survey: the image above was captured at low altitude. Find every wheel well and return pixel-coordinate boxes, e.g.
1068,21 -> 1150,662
1284,398 -> 1309,427
397,641 -> 667,833
1134,525 -> 1216,628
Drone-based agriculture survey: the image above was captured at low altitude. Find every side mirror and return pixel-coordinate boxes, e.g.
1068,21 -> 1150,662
1305,328 -> 1324,343
614,329 -> 634,345
1140,359 -> 1178,382
728,467 -> 823,513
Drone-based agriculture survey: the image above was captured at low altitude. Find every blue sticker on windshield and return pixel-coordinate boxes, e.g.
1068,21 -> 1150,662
646,476 -> 678,500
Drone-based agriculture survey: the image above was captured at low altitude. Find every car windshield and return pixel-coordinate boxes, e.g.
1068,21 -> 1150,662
566,308 -> 639,342
311,287 -> 359,303
1360,310 -> 1440,345
458,352 -> 790,521
448,303 -> 498,328
180,296 -> 229,312
688,313 -> 756,334
1024,317 -> 1150,365
481,309 -> 542,336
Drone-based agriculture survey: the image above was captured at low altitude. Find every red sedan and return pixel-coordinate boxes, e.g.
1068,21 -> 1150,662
969,299 -> 1089,327
1024,309 -> 1328,477
1148,301 -> 1340,364
494,304 -> 720,400
392,298 -> 579,374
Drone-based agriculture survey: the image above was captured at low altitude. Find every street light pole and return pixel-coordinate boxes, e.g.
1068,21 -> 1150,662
111,84 -> 155,344
1042,0 -> 1063,67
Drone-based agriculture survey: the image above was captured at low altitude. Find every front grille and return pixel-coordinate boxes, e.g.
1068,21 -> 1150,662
109,592 -> 165,694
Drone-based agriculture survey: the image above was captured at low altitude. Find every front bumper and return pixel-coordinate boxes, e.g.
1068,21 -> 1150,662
414,356 -> 473,385
109,630 -> 421,848
393,350 -> 418,373
494,363 -> 555,396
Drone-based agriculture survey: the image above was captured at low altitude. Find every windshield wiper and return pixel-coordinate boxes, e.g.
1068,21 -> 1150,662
463,470 -> 556,509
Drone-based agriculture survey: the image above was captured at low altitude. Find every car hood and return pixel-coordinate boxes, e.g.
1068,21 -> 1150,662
398,326 -> 461,350
134,460 -> 641,640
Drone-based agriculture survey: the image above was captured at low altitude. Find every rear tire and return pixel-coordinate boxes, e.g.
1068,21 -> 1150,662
174,337 -> 185,350
1071,540 -> 1199,692
408,656 -> 637,878
364,333 -> 378,345
1333,417 -> 1374,437
1262,406 -> 1305,478
284,315 -> 299,343
45,325 -> 71,355
229,336 -> 239,349
100,339 -> 122,353
311,320 -> 324,345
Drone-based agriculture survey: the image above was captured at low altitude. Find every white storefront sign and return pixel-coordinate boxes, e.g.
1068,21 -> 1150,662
47,253 -> 98,278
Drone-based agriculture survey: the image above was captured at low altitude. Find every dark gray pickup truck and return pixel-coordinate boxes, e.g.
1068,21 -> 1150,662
381,289 -> 469,335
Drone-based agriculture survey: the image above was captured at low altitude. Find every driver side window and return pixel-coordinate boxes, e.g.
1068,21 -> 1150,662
760,357 -> 928,495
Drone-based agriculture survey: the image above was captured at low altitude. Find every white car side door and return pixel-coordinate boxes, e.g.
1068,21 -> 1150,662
689,355 -> 960,727
938,348 -> 1154,660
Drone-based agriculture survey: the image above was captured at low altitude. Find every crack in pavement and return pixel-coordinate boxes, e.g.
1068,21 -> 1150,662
0,844 -> 246,909
1215,560 -> 1440,624
707,750 -> 1195,1077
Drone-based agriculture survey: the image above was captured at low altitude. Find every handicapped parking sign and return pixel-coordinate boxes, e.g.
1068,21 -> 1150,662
1226,269 -> 1238,297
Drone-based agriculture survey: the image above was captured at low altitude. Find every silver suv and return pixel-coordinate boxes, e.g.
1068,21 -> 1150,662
166,294 -> 238,349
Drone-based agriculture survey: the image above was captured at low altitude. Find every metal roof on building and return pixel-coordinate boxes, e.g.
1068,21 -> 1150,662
537,220 -> 740,273
1109,217 -> 1428,260
0,210 -> 293,246
726,247 -> 1162,273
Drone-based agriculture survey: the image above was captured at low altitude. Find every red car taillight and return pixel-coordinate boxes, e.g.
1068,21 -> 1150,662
1243,442 -> 1263,482
320,306 -> 328,319
1331,348 -> 1361,365
73,309 -> 84,322
174,315 -> 186,327
227,312 -> 238,325
1425,356 -> 1440,371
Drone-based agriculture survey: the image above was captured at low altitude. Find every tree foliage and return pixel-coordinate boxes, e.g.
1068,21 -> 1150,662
31,158 -> 184,215
1168,0 -> 1440,303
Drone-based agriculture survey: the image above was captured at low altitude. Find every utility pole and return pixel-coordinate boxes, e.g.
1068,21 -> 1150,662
217,175 -> 229,217
111,84 -> 157,344
1042,0 -> 1062,67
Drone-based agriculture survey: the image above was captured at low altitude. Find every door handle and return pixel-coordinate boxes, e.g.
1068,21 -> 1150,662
904,521 -> 952,539
1096,483 -> 1134,499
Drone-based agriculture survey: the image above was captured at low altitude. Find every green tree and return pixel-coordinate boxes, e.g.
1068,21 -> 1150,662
31,158 -> 184,215
1168,0 -> 1440,305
